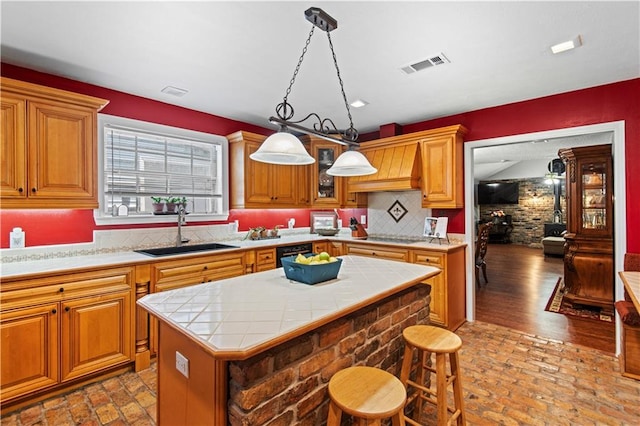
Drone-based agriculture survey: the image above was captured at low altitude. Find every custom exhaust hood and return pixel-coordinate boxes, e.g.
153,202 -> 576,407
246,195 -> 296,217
347,140 -> 422,192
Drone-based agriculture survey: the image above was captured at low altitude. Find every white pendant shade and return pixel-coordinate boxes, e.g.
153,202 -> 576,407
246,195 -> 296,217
327,150 -> 377,176
249,132 -> 315,165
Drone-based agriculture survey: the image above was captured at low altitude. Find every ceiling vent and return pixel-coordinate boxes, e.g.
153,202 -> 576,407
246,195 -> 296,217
161,86 -> 189,97
400,53 -> 450,75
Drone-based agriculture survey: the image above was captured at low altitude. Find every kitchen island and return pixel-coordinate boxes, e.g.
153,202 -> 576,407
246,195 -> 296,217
138,255 -> 440,425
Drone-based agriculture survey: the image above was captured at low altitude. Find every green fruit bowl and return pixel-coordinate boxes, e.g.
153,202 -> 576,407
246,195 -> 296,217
280,254 -> 343,285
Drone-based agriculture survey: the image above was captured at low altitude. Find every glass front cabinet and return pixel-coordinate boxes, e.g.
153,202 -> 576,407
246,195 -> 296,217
302,136 -> 344,207
558,144 -> 614,313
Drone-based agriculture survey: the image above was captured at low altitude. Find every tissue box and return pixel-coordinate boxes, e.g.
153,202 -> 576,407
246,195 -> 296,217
280,255 -> 342,285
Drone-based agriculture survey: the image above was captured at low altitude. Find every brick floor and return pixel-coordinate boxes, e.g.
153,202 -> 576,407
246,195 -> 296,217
2,321 -> 639,425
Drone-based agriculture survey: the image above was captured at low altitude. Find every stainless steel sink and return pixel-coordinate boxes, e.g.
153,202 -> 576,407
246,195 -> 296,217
135,242 -> 239,257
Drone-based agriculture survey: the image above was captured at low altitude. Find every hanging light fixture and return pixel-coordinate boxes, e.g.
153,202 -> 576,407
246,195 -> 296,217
250,7 -> 377,176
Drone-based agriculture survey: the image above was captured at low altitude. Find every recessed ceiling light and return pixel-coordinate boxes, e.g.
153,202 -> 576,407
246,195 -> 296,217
551,35 -> 582,54
350,99 -> 369,108
161,86 -> 189,97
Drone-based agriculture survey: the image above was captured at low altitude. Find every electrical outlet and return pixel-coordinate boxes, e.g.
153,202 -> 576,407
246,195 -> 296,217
175,351 -> 189,378
360,215 -> 367,225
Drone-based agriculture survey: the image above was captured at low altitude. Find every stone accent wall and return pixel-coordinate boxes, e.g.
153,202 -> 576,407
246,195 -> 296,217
479,178 -> 566,247
227,284 -> 431,425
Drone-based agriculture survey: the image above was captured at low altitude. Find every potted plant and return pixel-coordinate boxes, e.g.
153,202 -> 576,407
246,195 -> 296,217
178,196 -> 188,211
164,197 -> 180,214
151,196 -> 165,214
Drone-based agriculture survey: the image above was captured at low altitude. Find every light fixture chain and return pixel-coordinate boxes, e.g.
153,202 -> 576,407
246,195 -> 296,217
326,31 -> 355,139
283,27 -> 315,103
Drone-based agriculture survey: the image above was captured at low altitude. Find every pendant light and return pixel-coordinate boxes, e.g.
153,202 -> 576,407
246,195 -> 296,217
250,7 -> 377,177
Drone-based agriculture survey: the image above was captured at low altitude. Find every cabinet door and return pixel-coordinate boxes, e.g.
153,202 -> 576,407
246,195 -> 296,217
60,290 -> 132,382
245,142 -> 273,204
311,143 -> 343,207
271,164 -> 298,205
1,303 -> 59,401
578,158 -> 612,236
28,99 -> 97,204
413,252 -> 446,327
0,94 -> 27,199
420,134 -> 462,208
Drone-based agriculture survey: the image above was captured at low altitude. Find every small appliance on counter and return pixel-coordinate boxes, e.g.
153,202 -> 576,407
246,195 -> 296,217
349,217 -> 368,239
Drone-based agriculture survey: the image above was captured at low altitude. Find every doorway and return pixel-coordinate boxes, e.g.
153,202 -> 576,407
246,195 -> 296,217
463,121 -> 627,354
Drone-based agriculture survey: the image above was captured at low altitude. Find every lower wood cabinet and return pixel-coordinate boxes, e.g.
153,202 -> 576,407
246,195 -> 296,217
411,247 -> 466,331
0,267 -> 134,405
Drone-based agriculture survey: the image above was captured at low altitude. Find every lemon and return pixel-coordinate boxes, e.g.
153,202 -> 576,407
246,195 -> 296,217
329,257 -> 338,263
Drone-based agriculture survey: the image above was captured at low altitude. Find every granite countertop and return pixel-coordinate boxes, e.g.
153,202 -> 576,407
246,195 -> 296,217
0,233 -> 465,280
137,255 -> 440,360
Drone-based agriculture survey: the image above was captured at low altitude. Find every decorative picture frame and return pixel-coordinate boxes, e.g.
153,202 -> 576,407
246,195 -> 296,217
424,216 -> 449,244
310,211 -> 337,233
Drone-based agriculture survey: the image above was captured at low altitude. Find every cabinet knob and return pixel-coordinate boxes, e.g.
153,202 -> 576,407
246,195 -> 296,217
59,287 -> 64,293
51,309 -> 57,314
31,188 -> 37,193
18,187 -> 23,193
65,306 -> 70,312
203,266 -> 208,270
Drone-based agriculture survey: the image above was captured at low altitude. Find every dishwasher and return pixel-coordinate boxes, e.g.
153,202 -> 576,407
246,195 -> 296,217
275,242 -> 313,267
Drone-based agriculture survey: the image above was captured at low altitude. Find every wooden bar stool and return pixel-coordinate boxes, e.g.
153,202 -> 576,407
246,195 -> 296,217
327,366 -> 406,426
400,325 -> 465,425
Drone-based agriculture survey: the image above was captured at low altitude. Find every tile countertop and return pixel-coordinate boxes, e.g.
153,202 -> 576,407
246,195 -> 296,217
137,255 -> 440,360
0,233 -> 466,280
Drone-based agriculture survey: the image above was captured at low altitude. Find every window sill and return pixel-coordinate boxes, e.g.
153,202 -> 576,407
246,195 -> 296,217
94,212 -> 229,226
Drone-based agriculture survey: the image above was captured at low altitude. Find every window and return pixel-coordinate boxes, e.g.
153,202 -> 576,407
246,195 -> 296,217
95,115 -> 229,225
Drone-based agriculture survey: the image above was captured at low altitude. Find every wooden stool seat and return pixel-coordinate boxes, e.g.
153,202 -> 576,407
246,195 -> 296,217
400,325 -> 466,426
403,324 -> 462,353
328,366 -> 406,425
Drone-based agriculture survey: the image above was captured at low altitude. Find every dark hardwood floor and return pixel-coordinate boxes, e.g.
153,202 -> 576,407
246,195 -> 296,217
475,243 -> 616,353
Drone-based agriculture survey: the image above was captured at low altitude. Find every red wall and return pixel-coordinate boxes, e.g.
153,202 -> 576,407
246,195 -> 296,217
1,63 -> 638,251
363,78 -> 640,252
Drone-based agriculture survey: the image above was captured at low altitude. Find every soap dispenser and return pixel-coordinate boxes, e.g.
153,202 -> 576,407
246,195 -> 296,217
10,227 -> 25,248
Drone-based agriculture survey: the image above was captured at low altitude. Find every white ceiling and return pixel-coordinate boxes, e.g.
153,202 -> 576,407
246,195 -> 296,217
1,1 -> 638,178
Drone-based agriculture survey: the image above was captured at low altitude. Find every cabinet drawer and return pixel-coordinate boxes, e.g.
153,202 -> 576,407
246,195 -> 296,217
256,248 -> 276,272
153,253 -> 246,289
412,251 -> 444,266
0,267 -> 133,311
346,244 -> 408,262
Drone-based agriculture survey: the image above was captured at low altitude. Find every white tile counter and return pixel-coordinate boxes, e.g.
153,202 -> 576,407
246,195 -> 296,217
137,255 -> 440,360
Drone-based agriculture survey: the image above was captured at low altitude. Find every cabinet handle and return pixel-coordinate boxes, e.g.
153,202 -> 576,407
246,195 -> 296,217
31,188 -> 37,193
18,187 -> 23,193
51,309 -> 57,314
59,288 -> 64,293
65,306 -> 70,312
203,266 -> 208,270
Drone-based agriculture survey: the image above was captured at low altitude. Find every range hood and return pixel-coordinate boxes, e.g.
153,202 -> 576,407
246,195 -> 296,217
347,140 -> 421,192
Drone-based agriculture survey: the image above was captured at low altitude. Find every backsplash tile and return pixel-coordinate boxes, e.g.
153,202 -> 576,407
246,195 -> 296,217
367,191 -> 432,237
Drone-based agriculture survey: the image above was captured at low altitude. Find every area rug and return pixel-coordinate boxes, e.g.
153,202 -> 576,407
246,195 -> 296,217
545,278 -> 613,322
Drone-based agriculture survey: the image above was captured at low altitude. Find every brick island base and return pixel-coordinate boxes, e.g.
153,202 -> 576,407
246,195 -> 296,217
157,284 -> 431,425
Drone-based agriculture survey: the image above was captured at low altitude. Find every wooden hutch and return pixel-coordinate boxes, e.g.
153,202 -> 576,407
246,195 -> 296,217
558,144 -> 614,314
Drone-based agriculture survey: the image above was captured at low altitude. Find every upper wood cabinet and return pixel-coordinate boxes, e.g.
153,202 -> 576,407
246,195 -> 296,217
0,77 -> 109,208
302,136 -> 344,207
346,125 -> 466,209
228,131 -> 309,208
419,125 -> 467,208
299,135 -> 368,208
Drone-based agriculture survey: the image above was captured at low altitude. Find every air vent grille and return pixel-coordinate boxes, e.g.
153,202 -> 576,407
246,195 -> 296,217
401,53 -> 450,75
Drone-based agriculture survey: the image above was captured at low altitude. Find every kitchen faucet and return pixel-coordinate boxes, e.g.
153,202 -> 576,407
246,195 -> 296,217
176,205 -> 190,247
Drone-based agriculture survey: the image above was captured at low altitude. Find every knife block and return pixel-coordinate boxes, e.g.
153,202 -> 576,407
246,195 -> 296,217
351,224 -> 368,238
